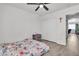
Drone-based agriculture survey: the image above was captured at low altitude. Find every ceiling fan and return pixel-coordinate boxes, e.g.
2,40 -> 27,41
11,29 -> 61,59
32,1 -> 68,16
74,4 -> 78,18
27,3 -> 50,11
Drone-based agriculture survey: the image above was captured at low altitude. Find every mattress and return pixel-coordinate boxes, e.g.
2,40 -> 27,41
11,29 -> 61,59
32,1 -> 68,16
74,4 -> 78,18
0,39 -> 49,56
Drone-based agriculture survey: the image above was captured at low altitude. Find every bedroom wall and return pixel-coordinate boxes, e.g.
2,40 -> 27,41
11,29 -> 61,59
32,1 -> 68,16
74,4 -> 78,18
41,5 -> 79,45
0,4 -> 79,45
0,5 -> 41,43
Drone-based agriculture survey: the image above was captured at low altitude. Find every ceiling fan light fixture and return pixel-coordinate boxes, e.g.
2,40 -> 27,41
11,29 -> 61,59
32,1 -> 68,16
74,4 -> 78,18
40,5 -> 43,8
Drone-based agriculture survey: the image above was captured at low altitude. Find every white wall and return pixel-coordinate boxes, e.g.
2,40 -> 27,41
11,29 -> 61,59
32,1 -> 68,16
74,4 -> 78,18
1,4 -> 79,45
41,5 -> 79,45
0,5 -> 41,43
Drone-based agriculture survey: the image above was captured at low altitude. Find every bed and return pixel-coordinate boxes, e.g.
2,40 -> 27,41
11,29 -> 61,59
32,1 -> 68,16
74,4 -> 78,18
0,39 -> 49,56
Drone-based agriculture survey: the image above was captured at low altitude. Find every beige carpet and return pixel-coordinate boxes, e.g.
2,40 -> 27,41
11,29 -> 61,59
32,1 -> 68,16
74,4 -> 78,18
41,34 -> 79,56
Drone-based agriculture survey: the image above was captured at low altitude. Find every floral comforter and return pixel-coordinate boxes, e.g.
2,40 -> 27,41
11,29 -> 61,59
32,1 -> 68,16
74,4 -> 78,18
0,39 -> 49,56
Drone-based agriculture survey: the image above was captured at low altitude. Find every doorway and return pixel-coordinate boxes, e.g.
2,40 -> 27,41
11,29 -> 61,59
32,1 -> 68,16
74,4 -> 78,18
66,12 -> 79,45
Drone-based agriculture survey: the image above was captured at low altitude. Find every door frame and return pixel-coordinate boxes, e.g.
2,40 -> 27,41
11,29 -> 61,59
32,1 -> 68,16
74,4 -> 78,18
66,15 -> 69,46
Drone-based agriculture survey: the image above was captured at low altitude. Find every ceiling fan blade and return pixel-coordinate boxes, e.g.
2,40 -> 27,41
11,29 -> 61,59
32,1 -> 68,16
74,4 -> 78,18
43,5 -> 49,11
44,3 -> 50,4
27,3 -> 40,5
35,6 -> 40,11
27,3 -> 50,5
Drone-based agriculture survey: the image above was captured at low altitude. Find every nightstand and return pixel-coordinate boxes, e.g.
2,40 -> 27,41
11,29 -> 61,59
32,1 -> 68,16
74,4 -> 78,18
32,34 -> 42,41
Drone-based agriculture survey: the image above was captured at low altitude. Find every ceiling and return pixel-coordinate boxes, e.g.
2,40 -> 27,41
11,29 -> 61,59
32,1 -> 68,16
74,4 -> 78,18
1,3 -> 79,16
67,12 -> 79,24
67,13 -> 79,19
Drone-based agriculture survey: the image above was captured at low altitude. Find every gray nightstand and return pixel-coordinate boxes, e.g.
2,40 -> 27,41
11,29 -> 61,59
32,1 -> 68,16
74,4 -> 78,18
32,34 -> 42,41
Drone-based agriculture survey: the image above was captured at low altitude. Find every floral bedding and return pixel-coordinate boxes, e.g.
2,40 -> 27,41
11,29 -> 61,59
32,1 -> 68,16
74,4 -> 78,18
0,39 -> 49,56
